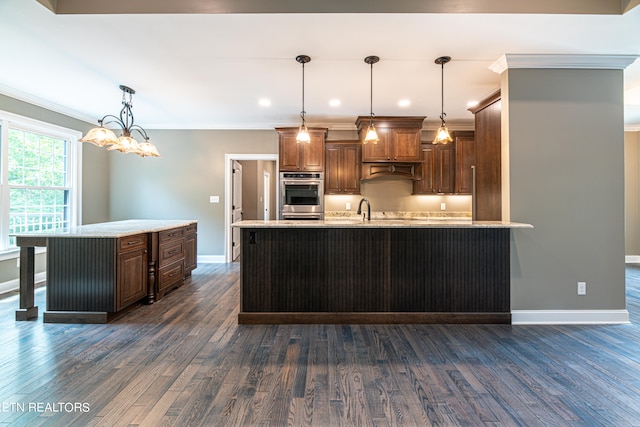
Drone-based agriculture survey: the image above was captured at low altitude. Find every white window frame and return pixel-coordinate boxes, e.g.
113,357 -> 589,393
0,109 -> 82,258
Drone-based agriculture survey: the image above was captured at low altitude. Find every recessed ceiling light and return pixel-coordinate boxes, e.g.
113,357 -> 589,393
398,99 -> 411,107
258,98 -> 271,107
466,100 -> 479,108
329,99 -> 341,107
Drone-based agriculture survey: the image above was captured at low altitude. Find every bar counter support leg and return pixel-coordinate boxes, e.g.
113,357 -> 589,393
16,246 -> 38,321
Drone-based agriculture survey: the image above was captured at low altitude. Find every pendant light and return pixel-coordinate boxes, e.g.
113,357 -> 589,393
295,55 -> 311,143
79,85 -> 160,157
363,55 -> 380,144
433,56 -> 453,144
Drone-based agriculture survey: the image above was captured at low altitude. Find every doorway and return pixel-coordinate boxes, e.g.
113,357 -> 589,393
224,154 -> 278,263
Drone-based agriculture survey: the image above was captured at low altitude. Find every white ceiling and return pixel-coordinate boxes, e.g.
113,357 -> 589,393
1,0 -> 640,131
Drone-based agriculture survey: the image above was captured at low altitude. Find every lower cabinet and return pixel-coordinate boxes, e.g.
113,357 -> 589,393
117,233 -> 148,311
157,226 -> 186,298
184,223 -> 197,275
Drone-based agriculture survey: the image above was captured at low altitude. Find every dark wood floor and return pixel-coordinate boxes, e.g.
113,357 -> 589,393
1,264 -> 640,426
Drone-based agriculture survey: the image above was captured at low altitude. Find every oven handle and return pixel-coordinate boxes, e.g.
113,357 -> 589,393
282,180 -> 322,185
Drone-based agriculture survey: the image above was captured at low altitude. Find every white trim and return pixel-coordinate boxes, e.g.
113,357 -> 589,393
0,272 -> 46,295
511,309 -> 630,325
224,154 -> 278,263
625,125 -> 640,132
626,255 -> 640,263
197,255 -> 226,264
0,246 -> 47,262
490,54 -> 639,75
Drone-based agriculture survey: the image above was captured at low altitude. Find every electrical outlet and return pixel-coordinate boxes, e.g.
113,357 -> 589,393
577,281 -> 586,295
441,203 -> 446,211
16,258 -> 20,268
346,202 -> 351,210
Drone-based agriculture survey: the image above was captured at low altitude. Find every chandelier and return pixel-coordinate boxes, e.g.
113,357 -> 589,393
79,85 -> 160,157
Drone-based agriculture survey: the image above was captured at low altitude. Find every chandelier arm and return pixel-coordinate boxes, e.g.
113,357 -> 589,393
129,125 -> 150,141
98,114 -> 126,130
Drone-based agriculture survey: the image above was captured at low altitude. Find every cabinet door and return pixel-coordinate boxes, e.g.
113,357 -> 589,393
279,133 -> 301,171
362,127 -> 391,162
341,144 -> 361,194
117,247 -> 148,311
391,128 -> 422,162
324,144 -> 341,194
301,131 -> 325,171
185,227 -> 197,275
434,144 -> 455,194
455,133 -> 476,194
413,145 -> 435,194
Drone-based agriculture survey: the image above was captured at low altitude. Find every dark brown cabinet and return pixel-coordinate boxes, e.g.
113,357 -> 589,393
276,127 -> 327,172
454,131 -> 476,194
413,144 -> 455,194
325,141 -> 361,194
184,223 -> 197,275
355,116 -> 424,163
116,233 -> 148,311
469,90 -> 502,220
157,227 -> 186,299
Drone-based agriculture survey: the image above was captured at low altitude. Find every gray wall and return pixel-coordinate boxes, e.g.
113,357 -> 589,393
108,129 -> 278,256
625,131 -> 640,257
505,68 -> 626,310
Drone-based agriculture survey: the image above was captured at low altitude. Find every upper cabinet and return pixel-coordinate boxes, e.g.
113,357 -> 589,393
325,141 -> 361,195
469,90 -> 501,220
454,131 -> 476,195
355,116 -> 425,163
276,127 -> 328,172
413,131 -> 476,195
413,144 -> 455,194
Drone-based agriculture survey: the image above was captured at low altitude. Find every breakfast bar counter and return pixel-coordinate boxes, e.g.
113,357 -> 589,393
15,219 -> 197,323
233,219 -> 532,324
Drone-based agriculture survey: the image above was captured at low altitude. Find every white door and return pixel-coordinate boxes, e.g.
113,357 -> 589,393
232,160 -> 243,261
263,171 -> 270,221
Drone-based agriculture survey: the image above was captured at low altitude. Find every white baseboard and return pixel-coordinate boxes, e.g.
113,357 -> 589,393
626,255 -> 640,263
511,309 -> 630,325
197,255 -> 226,264
0,272 -> 47,295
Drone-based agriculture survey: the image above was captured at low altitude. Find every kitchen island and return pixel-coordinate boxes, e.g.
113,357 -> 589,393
233,218 -> 532,324
14,219 -> 197,323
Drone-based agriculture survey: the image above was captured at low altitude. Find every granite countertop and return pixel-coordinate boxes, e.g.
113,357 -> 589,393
13,219 -> 197,239
232,219 -> 533,229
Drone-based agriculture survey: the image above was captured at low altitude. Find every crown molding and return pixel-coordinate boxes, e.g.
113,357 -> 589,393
490,54 -> 640,75
0,84 -> 96,125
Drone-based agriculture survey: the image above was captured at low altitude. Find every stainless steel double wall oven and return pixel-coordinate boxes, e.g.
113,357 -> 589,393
279,172 -> 324,220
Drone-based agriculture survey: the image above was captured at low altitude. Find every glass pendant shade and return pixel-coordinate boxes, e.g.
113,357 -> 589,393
79,126 -> 118,147
296,123 -> 311,143
108,135 -> 139,153
433,125 -> 453,144
137,140 -> 161,157
364,124 -> 379,144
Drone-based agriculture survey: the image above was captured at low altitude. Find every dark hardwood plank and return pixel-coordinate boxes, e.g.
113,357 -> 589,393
1,263 -> 640,425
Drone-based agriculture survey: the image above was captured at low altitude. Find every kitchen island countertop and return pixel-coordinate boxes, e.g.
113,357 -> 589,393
233,219 -> 533,228
13,219 -> 197,239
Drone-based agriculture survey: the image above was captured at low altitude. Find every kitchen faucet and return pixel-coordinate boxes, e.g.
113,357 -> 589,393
357,198 -> 371,221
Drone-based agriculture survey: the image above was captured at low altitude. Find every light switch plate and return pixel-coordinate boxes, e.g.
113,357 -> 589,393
210,196 -> 220,203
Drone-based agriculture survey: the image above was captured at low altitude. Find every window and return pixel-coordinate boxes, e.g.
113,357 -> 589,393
0,110 -> 82,252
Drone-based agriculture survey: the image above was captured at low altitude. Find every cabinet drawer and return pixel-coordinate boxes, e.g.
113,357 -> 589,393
118,234 -> 148,253
158,261 -> 184,291
159,240 -> 184,268
159,227 -> 185,243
